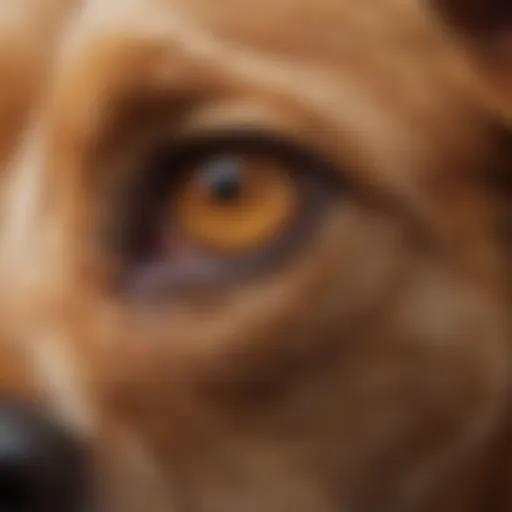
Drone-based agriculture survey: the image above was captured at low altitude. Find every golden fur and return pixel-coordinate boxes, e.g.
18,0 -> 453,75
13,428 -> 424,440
0,0 -> 512,510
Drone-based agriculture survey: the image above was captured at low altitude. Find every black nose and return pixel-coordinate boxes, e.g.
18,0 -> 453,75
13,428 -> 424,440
0,399 -> 86,512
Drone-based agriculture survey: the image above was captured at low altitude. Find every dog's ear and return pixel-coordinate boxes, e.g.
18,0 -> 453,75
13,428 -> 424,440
433,0 -> 512,36
432,0 -> 512,118
432,2 -> 512,262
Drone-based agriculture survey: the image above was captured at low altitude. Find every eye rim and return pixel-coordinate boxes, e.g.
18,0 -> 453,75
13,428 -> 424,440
114,128 -> 342,297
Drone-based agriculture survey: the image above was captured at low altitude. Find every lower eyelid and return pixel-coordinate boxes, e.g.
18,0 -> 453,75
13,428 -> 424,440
122,176 -> 334,300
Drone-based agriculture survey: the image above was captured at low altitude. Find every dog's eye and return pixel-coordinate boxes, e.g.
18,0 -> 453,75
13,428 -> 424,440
118,131 -> 336,295
173,153 -> 298,255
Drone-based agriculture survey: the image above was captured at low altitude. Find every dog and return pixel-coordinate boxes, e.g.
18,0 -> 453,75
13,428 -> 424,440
0,0 -> 512,511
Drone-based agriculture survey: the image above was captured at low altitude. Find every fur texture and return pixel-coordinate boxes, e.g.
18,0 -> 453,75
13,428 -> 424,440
0,0 -> 512,511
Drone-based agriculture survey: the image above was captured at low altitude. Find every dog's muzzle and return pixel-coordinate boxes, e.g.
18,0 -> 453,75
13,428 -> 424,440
0,398 -> 87,512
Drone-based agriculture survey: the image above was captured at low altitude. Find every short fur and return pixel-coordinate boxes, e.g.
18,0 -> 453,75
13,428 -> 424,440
1,0 -> 512,511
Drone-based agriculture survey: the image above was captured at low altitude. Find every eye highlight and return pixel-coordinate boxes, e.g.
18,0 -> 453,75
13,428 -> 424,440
174,153 -> 299,255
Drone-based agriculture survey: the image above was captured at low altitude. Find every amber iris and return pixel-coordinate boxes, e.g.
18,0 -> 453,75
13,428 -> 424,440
174,153 -> 299,254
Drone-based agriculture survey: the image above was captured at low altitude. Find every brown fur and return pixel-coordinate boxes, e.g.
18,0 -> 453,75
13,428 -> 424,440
0,0 -> 512,510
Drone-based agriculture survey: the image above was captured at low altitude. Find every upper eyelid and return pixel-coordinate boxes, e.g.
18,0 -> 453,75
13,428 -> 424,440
91,93 -> 345,190
127,128 -> 309,210
147,127 -> 339,177
112,126 -> 345,242
117,128 -> 348,243
121,127 -> 341,233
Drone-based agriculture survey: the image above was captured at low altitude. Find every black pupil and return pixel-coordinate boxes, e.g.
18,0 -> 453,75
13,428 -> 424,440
202,157 -> 244,204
